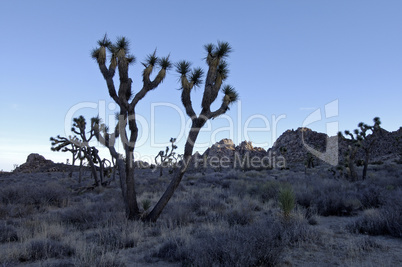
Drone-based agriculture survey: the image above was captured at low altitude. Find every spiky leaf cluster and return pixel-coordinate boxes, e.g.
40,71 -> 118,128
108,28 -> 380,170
176,61 -> 204,90
222,85 -> 239,104
204,41 -> 232,59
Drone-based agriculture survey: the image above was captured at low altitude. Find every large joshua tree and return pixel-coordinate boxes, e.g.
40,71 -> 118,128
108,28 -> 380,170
145,41 -> 239,222
91,35 -> 171,220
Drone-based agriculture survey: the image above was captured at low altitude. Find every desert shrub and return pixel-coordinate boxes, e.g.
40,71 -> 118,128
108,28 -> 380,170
356,183 -> 384,208
226,209 -> 253,226
20,238 -> 75,262
25,183 -> 69,207
0,186 -> 21,205
152,238 -> 186,263
225,201 -> 258,227
93,253 -> 124,267
222,169 -> 240,180
87,228 -> 136,252
349,206 -> 402,238
281,213 -> 321,244
0,204 -> 8,219
247,180 -> 280,203
58,206 -> 98,230
295,179 -> 361,216
198,173 -> 227,187
352,236 -> 383,251
162,202 -> 194,227
244,170 -> 264,178
71,243 -> 124,267
0,224 -> 18,243
0,183 -> 68,207
57,201 -> 119,230
316,191 -> 361,216
230,180 -> 249,199
180,219 -> 285,267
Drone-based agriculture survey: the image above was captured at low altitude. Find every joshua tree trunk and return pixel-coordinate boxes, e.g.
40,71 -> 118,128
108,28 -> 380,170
78,159 -> 83,184
69,154 -> 76,178
362,149 -> 370,180
86,154 -> 99,186
146,119 -> 205,222
347,146 -> 358,181
125,154 -> 140,219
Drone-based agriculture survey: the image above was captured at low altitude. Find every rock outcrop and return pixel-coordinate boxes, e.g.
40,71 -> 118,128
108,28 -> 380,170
267,127 -> 329,165
267,127 -> 402,166
186,139 -> 274,171
202,139 -> 236,159
187,126 -> 401,171
14,153 -> 55,173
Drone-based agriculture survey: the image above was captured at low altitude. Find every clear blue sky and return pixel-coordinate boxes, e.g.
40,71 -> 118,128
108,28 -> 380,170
1,1 -> 401,171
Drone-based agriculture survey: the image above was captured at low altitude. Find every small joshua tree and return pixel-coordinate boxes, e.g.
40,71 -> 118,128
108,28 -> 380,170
145,41 -> 239,222
91,34 -> 171,220
50,135 -> 85,179
51,116 -> 107,185
305,152 -> 315,169
357,117 -> 381,179
278,185 -> 295,220
339,117 -> 381,180
155,138 -> 179,177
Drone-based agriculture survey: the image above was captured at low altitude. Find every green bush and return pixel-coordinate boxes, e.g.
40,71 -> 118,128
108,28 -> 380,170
278,186 -> 295,218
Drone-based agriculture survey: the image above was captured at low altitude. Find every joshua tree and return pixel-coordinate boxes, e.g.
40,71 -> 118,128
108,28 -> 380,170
50,135 -> 85,179
91,35 -> 171,220
51,116 -> 106,185
305,152 -> 315,169
155,138 -> 179,177
339,117 -> 381,180
145,41 -> 239,222
344,143 -> 359,181
356,117 -> 381,179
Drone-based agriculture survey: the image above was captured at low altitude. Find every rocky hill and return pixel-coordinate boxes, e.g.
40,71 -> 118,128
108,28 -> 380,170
191,127 -> 402,170
267,127 -> 401,166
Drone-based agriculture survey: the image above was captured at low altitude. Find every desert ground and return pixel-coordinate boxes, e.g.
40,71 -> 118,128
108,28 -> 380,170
0,160 -> 401,266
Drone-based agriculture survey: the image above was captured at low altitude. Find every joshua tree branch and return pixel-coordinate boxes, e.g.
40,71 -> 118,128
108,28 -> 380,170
208,97 -> 231,119
131,67 -> 168,108
181,87 -> 196,118
97,63 -> 120,105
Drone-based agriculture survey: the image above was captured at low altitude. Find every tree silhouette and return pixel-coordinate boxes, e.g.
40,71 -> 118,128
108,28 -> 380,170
91,34 -> 171,220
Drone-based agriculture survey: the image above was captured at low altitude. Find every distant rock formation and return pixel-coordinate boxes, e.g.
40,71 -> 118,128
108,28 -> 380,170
267,126 -> 402,166
186,126 -> 401,171
267,127 -> 329,165
186,139 -> 279,171
202,139 -> 236,159
14,153 -> 55,173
